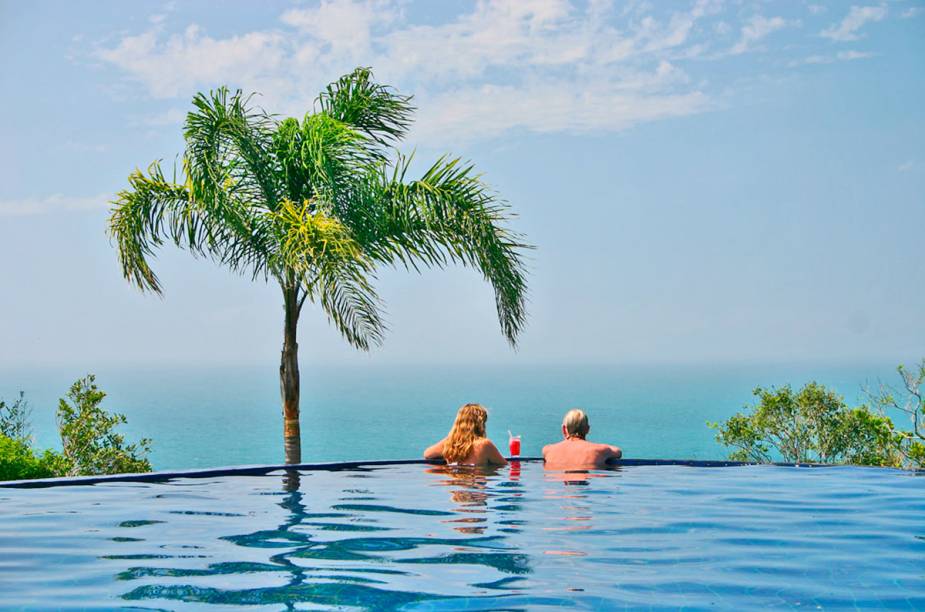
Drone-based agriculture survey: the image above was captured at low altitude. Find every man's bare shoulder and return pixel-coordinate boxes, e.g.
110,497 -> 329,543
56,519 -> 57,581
542,440 -> 566,454
590,442 -> 622,457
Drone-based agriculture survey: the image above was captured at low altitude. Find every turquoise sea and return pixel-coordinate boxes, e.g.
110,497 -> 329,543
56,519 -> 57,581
0,363 -> 907,471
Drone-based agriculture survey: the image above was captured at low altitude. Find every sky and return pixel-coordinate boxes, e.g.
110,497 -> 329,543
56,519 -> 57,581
0,0 -> 923,368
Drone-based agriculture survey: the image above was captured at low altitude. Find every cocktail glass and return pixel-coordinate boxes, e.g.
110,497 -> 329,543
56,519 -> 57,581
508,431 -> 521,457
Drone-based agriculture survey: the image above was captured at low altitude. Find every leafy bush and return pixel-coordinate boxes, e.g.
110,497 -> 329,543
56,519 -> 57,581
0,391 -> 32,441
0,434 -> 56,481
56,375 -> 152,477
836,408 -> 905,467
0,374 -> 152,481
710,382 -> 905,467
868,360 -> 925,468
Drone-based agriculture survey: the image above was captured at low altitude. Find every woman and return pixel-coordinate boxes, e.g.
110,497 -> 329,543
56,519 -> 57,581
423,403 -> 507,467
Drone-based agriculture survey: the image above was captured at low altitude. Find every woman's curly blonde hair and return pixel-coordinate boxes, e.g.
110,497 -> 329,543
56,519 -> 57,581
443,403 -> 488,464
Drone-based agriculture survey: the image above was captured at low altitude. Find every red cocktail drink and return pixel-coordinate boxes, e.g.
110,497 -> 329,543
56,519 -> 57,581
508,435 -> 521,457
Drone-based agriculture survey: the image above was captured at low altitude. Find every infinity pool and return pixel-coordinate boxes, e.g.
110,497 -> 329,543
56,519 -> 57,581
2,461 -> 923,610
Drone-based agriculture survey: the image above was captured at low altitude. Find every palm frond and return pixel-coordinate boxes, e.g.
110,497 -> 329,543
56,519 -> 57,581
297,114 -> 383,200
317,67 -> 414,146
314,270 -> 386,351
341,155 -> 531,344
108,162 -> 201,293
185,87 -> 281,208
272,199 -> 386,349
273,118 -> 310,203
110,160 -> 279,291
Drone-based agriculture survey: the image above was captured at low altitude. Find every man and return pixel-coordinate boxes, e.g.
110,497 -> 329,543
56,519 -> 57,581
542,409 -> 622,469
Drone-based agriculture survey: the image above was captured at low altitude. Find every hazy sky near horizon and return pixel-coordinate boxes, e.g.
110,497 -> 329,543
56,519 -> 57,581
0,0 -> 923,368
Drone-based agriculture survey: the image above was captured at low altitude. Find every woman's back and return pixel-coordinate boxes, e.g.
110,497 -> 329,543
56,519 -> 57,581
455,437 -> 503,466
423,404 -> 507,467
424,436 -> 506,466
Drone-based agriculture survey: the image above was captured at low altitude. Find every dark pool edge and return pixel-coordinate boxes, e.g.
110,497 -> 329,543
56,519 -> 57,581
0,458 -> 437,489
3,457 -> 912,489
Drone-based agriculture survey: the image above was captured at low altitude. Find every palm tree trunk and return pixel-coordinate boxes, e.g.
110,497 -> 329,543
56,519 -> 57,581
280,285 -> 301,464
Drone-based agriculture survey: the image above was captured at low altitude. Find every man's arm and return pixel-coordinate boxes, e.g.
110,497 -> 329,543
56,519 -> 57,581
607,445 -> 623,460
423,438 -> 446,461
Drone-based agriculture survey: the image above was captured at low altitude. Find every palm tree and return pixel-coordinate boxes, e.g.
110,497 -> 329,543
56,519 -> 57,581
109,68 -> 529,464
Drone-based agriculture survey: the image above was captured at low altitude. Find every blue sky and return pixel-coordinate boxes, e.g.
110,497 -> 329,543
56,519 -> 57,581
0,0 -> 922,367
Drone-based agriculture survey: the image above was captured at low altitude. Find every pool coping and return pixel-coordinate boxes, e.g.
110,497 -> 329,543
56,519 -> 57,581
0,457 -> 874,489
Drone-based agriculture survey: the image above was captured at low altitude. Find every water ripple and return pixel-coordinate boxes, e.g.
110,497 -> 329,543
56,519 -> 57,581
1,463 -> 923,609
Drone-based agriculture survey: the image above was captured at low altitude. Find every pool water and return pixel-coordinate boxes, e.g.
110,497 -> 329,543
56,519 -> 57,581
1,462 -> 923,610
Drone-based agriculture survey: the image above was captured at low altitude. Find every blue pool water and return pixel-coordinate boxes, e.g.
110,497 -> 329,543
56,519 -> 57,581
0,362 -> 905,470
2,461 -> 923,610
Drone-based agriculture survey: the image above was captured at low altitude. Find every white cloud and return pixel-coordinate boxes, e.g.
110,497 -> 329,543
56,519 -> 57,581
90,0 -> 821,144
96,25 -> 289,99
821,5 -> 887,41
148,1 -> 176,25
796,55 -> 829,65
836,50 -> 873,60
375,0 -> 588,81
0,194 -> 111,217
730,15 -> 790,55
901,7 -> 923,19
808,5 -> 827,15
898,160 -> 915,172
282,0 -> 398,60
790,49 -> 874,66
412,71 -> 710,143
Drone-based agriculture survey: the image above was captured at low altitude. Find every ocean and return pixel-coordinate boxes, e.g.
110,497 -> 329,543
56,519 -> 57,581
0,362 -> 907,471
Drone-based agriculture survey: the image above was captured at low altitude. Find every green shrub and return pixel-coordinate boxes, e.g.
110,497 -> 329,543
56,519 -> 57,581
834,408 -> 905,467
709,382 -> 905,467
56,375 -> 151,477
868,360 -> 925,469
0,391 -> 32,441
0,374 -> 152,481
0,434 -> 56,481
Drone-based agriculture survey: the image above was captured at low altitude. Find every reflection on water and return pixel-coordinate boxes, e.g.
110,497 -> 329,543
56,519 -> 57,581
543,465 -> 622,487
2,462 -> 924,609
540,467 -> 621,557
119,464 -> 532,608
427,464 -> 506,535
118,464 -> 626,606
